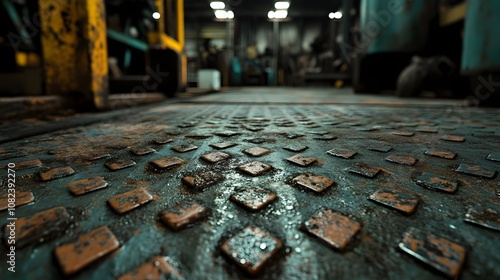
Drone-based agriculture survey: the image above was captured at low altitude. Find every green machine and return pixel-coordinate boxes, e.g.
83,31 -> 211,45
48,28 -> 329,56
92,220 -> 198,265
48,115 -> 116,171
461,0 -> 500,74
461,0 -> 500,103
354,0 -> 436,92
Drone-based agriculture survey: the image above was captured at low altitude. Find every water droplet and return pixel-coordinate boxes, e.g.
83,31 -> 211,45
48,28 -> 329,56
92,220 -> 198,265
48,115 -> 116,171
294,234 -> 300,240
154,261 -> 160,267
228,214 -> 234,219
449,224 -> 456,229
295,247 -> 302,253
260,243 -> 267,250
286,205 -> 293,210
240,259 -> 246,264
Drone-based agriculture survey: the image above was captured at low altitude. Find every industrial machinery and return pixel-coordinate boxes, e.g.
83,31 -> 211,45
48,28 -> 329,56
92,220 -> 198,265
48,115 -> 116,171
107,0 -> 187,97
461,0 -> 500,104
355,0 -> 500,103
0,0 -> 186,112
354,0 -> 437,93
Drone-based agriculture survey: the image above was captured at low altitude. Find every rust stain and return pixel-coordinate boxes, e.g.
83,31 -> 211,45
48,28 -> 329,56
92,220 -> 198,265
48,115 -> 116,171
39,166 -> 75,182
118,256 -> 183,280
182,171 -> 223,191
221,226 -> 283,276
201,152 -> 231,164
399,228 -> 466,279
150,156 -> 186,170
65,176 -> 109,196
6,206 -> 70,248
286,154 -> 318,167
243,147 -> 272,157
161,201 -> 208,231
55,226 -> 120,275
292,173 -> 335,194
230,187 -> 277,212
0,191 -> 35,211
238,161 -> 272,177
107,188 -> 153,214
304,209 -> 361,251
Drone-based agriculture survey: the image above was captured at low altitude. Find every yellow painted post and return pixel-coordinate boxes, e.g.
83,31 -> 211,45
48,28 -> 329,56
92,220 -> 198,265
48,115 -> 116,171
177,0 -> 186,90
154,0 -> 165,34
181,53 -> 187,90
177,0 -> 184,48
85,0 -> 109,109
147,0 -> 187,94
39,0 -> 108,109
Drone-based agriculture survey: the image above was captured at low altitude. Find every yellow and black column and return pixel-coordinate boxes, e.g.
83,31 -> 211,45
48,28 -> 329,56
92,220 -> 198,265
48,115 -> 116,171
39,0 -> 109,109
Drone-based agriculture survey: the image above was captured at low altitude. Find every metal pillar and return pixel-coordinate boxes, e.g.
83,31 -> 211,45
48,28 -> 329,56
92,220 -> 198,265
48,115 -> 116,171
225,19 -> 235,87
148,0 -> 186,94
341,0 -> 352,63
273,20 -> 279,86
39,0 -> 109,109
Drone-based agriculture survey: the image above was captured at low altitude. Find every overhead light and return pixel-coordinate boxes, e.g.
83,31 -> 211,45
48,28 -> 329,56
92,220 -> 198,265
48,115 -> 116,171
210,1 -> 225,10
214,10 -> 234,20
274,10 -> 288,19
268,10 -> 288,19
215,10 -> 227,18
152,12 -> 161,20
329,11 -> 342,19
275,1 -> 290,10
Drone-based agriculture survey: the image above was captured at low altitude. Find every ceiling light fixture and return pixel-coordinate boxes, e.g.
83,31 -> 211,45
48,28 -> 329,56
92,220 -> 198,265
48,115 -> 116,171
275,1 -> 290,10
329,11 -> 342,19
210,1 -> 225,10
269,1 -> 289,20
268,10 -> 288,20
214,10 -> 235,20
215,10 -> 227,18
274,10 -> 288,19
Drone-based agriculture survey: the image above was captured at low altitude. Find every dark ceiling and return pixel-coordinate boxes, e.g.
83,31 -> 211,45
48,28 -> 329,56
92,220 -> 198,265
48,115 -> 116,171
185,0 -> 351,19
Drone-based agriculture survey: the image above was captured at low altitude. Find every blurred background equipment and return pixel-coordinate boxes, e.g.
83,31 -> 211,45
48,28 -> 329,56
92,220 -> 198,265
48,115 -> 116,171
0,0 -> 187,112
0,0 -> 499,119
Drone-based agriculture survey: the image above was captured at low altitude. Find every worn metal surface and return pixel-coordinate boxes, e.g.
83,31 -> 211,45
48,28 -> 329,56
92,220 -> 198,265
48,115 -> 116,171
39,0 -> 109,109
0,89 -> 499,279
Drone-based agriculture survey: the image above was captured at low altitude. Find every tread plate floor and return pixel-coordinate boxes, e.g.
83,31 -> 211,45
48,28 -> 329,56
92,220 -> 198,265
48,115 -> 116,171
0,88 -> 499,279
